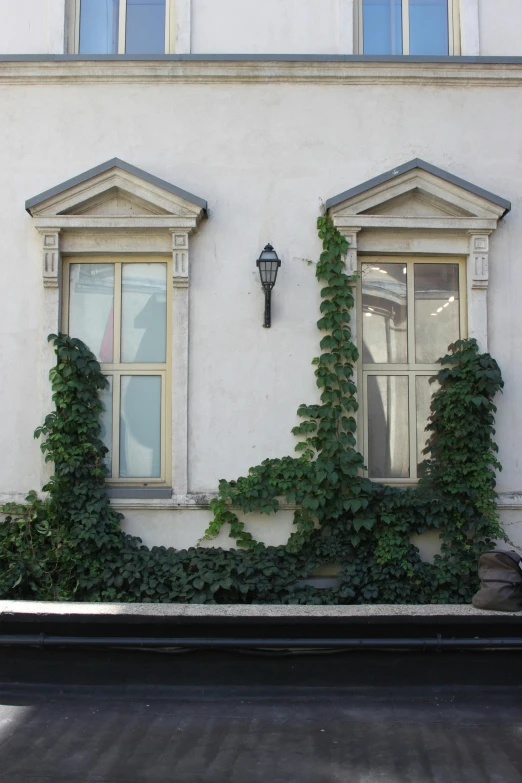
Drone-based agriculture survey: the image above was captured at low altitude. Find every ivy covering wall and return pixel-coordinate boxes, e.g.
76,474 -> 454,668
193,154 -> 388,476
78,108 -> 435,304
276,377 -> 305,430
0,217 -> 505,604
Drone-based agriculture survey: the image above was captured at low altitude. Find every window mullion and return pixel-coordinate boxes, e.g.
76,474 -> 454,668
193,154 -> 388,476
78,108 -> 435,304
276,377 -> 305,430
402,0 -> 410,55
362,372 -> 369,477
73,0 -> 81,54
161,370 -> 166,481
114,263 -> 122,364
118,0 -> 127,54
407,261 -> 415,366
165,0 -> 175,53
409,373 -> 416,480
459,258 -> 467,341
112,372 -> 120,480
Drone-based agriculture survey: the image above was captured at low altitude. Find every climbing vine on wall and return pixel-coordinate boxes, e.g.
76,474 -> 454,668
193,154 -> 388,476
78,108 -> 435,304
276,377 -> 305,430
0,217 -> 506,604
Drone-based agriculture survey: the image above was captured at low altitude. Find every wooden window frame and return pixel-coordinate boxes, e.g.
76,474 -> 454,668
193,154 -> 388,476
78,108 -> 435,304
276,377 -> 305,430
69,0 -> 177,54
358,255 -> 467,484
355,0 -> 461,55
62,254 -> 173,487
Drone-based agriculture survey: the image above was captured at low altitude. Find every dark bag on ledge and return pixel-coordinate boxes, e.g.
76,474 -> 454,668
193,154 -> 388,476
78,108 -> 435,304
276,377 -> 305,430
472,550 -> 522,612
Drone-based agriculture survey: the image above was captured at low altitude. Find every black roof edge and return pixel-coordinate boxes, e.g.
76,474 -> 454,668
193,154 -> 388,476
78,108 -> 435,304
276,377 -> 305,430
25,158 -> 208,215
5,53 -> 522,64
325,159 -> 511,216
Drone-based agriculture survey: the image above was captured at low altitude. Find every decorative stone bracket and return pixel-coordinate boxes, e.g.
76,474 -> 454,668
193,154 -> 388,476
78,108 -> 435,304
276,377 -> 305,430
38,229 -> 61,289
171,230 -> 190,288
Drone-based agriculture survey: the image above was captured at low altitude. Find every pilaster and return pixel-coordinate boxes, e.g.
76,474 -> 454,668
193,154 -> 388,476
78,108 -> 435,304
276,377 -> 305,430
37,228 -> 62,485
338,0 -> 355,54
340,228 -> 361,448
170,230 -> 190,494
467,231 -> 491,352
175,0 -> 192,53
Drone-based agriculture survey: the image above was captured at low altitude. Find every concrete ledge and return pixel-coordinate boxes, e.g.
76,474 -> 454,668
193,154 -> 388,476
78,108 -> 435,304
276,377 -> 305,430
1,600 -> 520,620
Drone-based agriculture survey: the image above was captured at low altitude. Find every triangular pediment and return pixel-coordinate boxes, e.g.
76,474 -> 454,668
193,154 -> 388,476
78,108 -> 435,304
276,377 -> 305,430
361,188 -> 474,218
326,160 -> 510,222
25,158 -> 207,223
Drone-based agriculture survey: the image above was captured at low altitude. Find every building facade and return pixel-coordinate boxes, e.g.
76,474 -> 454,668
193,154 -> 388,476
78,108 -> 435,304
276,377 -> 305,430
1,0 -> 521,558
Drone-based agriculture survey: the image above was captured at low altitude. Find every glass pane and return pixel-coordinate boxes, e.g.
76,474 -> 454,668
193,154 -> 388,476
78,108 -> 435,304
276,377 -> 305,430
69,264 -> 115,362
79,0 -> 119,54
120,376 -> 161,478
121,263 -> 167,363
100,376 -> 113,476
363,0 -> 403,55
362,263 -> 408,363
416,375 -> 439,476
415,264 -> 459,363
126,0 -> 166,54
367,375 -> 409,478
409,0 -> 449,55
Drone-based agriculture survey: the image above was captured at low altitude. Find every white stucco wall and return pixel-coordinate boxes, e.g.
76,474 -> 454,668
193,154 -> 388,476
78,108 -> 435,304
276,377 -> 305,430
191,0 -> 341,54
1,63 -> 522,549
0,0 -> 65,54
478,0 -> 522,56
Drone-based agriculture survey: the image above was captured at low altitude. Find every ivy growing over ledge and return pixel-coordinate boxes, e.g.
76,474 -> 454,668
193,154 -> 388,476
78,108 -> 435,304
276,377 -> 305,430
0,217 -> 506,604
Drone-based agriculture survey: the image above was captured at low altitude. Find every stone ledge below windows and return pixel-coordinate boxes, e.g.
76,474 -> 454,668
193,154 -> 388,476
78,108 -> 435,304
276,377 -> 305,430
2,491 -> 522,511
3,57 -> 522,87
106,487 -> 173,500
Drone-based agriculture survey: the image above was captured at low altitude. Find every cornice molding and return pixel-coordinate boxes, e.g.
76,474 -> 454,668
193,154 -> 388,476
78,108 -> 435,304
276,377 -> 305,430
2,58 -> 522,86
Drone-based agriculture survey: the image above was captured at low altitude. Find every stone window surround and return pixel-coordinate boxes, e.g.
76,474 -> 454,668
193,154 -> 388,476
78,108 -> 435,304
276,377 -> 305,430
64,0 -> 480,57
345,0 -> 480,57
65,0 -> 189,54
353,0 -> 463,56
325,159 -> 510,480
26,159 -> 207,500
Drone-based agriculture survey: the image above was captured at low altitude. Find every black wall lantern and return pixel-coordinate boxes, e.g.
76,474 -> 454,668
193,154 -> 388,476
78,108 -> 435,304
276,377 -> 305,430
256,244 -> 281,328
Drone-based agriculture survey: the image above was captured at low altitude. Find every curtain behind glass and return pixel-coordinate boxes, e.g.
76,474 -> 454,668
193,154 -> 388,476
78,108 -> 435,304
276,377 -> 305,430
126,0 -> 166,54
79,0 -> 119,54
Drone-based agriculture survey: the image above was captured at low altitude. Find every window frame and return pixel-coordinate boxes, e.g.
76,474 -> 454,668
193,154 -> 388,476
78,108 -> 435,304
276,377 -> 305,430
62,254 -> 173,488
357,254 -> 467,484
69,0 -> 177,55
355,0 -> 461,56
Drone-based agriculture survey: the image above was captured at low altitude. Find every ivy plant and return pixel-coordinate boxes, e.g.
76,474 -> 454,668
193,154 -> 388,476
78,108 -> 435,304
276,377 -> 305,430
0,217 -> 506,604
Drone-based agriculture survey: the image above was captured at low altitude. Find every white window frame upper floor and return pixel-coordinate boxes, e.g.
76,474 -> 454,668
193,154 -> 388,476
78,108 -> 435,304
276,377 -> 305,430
354,0 -> 461,56
326,158 -> 510,484
66,0 -> 192,54
25,158 -> 207,498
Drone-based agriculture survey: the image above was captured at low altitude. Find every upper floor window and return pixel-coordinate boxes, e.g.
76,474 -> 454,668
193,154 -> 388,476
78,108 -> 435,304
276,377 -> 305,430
360,0 -> 459,55
75,0 -> 175,54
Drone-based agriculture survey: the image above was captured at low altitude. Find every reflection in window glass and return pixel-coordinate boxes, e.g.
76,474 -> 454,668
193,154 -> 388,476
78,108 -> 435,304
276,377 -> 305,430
415,264 -> 459,363
415,375 -> 439,476
362,263 -> 408,363
100,376 -> 113,475
410,0 -> 449,55
368,376 -> 409,478
69,264 -> 115,362
363,0 -> 402,55
126,0 -> 166,54
79,0 -> 119,54
120,375 -> 161,478
121,263 -> 167,363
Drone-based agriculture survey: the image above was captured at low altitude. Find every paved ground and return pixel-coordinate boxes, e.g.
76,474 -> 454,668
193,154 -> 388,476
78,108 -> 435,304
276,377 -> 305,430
1,685 -> 522,782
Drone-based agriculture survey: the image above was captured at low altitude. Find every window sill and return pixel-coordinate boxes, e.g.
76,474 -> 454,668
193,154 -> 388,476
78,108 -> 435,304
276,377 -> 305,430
106,487 -> 173,500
